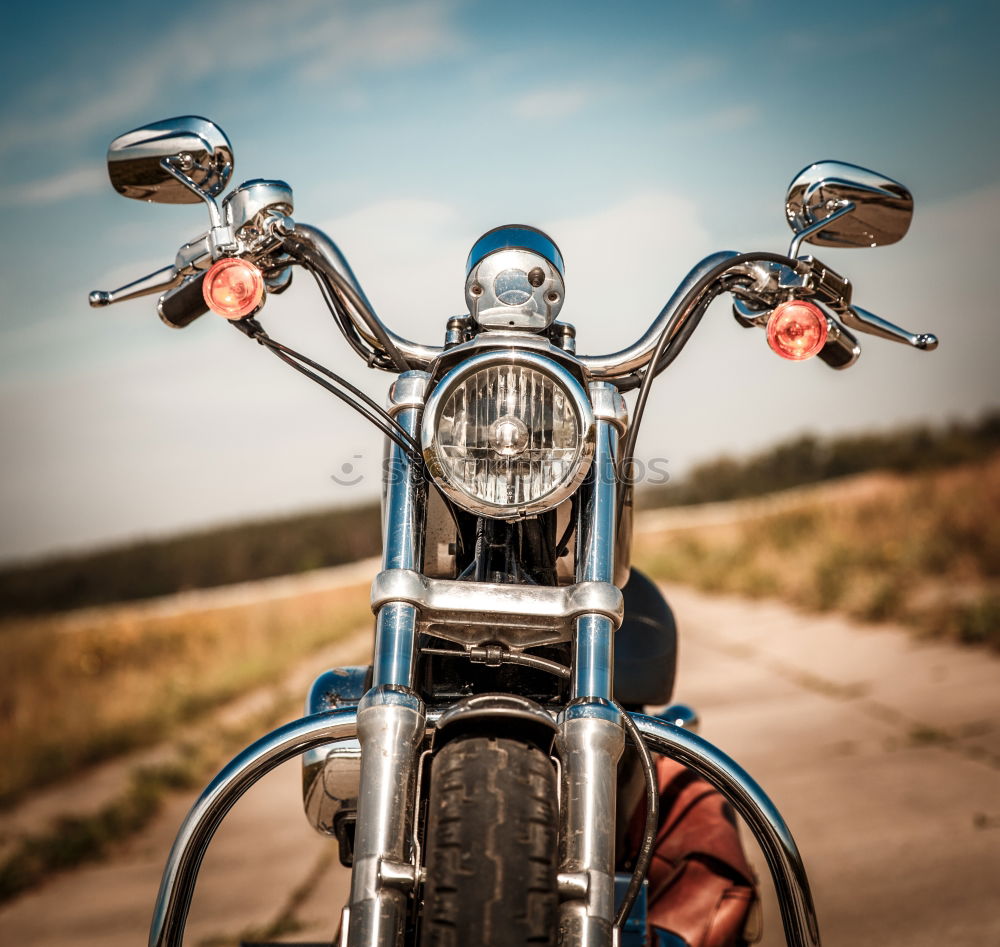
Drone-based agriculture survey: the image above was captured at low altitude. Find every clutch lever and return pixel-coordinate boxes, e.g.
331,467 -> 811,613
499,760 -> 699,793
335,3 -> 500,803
90,228 -> 215,310
89,264 -> 181,308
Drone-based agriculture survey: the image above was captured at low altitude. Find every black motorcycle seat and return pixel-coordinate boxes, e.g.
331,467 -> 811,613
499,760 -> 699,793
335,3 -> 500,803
613,568 -> 677,708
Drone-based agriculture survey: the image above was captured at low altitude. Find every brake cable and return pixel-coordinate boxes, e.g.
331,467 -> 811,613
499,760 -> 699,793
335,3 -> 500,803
617,251 -> 804,513
236,312 -> 468,553
609,256 -> 806,925
613,698 -> 659,932
301,258 -> 384,366
280,234 -> 412,372
234,319 -> 420,457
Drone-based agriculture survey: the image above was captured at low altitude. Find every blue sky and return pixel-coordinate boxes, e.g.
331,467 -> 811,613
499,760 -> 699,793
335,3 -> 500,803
1,0 -> 997,561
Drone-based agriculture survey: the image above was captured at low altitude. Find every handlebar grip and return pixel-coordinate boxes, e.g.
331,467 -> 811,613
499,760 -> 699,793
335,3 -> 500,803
818,318 -> 861,370
158,272 -> 209,329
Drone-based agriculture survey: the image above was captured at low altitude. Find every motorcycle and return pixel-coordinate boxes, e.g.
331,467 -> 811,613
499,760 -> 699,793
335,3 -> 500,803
89,116 -> 937,947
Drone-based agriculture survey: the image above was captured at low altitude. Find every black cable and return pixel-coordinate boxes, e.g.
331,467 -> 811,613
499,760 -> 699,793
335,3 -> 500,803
281,237 -> 379,360
281,235 -> 411,372
304,258 -> 399,371
236,321 -> 419,457
303,260 -> 379,364
238,312 -> 468,554
612,699 -> 659,931
614,288 -> 719,524
269,347 -> 418,456
325,264 -> 412,372
262,252 -> 378,366
262,336 -> 420,454
626,286 -> 720,451
262,323 -> 468,548
420,646 -> 571,680
618,251 -> 802,497
554,493 -> 579,559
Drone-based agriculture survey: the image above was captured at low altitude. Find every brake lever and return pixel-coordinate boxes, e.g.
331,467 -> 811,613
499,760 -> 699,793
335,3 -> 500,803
840,305 -> 938,350
89,264 -> 181,308
797,255 -> 938,351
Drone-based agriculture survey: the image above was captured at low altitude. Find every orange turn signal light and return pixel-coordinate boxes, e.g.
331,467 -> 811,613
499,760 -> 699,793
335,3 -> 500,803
766,300 -> 828,360
202,258 -> 265,320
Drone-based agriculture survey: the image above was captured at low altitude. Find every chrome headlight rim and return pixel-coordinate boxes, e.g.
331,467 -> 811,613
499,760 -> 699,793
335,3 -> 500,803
422,349 -> 596,519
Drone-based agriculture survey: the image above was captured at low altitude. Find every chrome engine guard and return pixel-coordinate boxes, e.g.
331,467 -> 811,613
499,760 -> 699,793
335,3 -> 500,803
147,708 -> 820,947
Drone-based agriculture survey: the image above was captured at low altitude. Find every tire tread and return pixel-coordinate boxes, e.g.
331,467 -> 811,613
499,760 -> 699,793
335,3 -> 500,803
419,736 -> 558,947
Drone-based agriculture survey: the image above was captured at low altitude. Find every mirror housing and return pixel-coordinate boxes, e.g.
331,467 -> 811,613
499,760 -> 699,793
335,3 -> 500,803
107,116 -> 234,204
785,160 -> 913,249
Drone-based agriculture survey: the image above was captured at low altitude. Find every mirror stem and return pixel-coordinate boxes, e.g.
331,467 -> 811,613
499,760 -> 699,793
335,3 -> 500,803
787,201 -> 855,258
159,158 -> 237,257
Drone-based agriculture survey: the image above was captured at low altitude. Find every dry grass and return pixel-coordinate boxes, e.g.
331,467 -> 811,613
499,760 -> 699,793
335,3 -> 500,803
0,582 -> 372,809
634,452 -> 1000,648
0,694 -> 299,902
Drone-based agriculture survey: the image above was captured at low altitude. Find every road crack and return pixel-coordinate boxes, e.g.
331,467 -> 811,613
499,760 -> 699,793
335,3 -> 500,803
699,632 -> 1000,772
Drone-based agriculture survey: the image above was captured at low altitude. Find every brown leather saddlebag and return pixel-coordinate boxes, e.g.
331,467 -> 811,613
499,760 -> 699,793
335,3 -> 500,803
625,756 -> 760,947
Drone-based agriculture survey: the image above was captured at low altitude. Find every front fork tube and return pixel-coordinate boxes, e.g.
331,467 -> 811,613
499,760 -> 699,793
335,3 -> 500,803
348,687 -> 425,946
557,703 -> 625,946
559,383 -> 627,946
348,373 -> 429,947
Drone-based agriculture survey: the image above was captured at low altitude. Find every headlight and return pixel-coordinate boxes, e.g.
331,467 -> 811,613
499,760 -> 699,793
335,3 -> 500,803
422,351 -> 595,518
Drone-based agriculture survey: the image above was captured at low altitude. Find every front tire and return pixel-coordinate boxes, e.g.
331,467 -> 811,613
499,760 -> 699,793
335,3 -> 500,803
419,735 -> 559,947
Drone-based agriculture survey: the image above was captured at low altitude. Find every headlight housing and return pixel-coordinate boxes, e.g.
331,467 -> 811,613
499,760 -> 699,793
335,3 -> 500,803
422,351 -> 595,518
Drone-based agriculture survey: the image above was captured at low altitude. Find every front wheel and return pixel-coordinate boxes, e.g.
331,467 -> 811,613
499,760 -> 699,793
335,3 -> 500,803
419,734 -> 559,947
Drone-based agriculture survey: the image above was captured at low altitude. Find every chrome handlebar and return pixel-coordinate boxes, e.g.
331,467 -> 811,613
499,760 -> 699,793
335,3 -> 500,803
287,224 -> 443,371
286,226 -> 750,386
577,250 -> 741,389
90,216 -> 937,379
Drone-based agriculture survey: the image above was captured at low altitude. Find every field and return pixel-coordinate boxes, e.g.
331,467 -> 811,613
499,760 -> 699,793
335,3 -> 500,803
0,569 -> 373,899
0,576 -> 372,810
634,452 -> 1000,649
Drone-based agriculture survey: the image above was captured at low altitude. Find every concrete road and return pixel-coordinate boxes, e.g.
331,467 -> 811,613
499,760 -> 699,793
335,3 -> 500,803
1,586 -> 998,946
668,586 -> 1000,947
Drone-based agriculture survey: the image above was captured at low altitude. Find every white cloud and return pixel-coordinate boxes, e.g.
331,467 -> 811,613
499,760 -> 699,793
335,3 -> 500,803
315,197 -> 471,334
296,1 -> 461,81
3,164 -> 106,206
781,5 -> 953,56
510,85 -> 593,120
0,0 -> 464,155
506,55 -> 723,122
549,191 -> 714,357
652,54 -> 724,88
671,103 -> 759,136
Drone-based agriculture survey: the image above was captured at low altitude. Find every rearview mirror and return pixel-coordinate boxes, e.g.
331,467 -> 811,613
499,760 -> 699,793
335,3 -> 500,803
107,116 -> 234,204
785,160 -> 913,250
